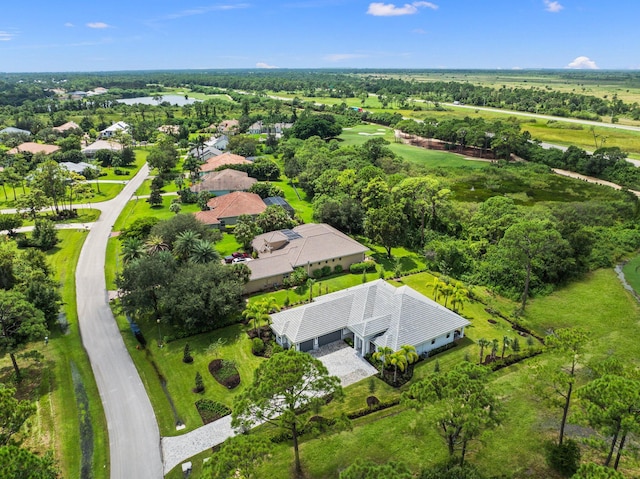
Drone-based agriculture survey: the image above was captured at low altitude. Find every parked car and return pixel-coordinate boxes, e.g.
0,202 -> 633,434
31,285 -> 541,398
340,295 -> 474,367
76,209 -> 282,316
232,257 -> 253,263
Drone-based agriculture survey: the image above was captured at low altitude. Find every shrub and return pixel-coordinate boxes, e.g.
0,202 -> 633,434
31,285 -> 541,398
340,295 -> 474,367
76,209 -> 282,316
194,399 -> 231,425
333,264 -> 343,274
183,343 -> 193,363
349,261 -> 377,274
193,371 -> 204,393
252,337 -> 265,355
545,439 -> 581,477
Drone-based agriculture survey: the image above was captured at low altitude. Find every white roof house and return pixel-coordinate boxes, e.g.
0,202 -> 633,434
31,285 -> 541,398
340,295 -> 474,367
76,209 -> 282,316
99,121 -> 130,139
60,161 -> 97,174
270,279 -> 470,356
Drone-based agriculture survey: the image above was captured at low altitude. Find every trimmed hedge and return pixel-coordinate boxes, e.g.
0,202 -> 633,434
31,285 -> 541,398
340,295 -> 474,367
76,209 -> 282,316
349,261 -> 377,274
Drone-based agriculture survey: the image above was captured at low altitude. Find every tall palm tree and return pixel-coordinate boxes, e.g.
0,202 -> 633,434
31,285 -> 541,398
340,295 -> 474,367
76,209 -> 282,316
242,302 -> 269,334
501,336 -> 511,360
145,235 -> 169,255
173,230 -> 201,262
389,352 -> 408,384
450,282 -> 469,313
397,344 -> 419,380
258,296 -> 280,329
490,339 -> 499,361
189,239 -> 219,264
477,338 -> 490,364
372,346 -> 393,378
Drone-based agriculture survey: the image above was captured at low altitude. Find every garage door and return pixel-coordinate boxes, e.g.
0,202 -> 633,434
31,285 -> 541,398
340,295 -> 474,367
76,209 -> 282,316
318,330 -> 342,347
299,339 -> 315,352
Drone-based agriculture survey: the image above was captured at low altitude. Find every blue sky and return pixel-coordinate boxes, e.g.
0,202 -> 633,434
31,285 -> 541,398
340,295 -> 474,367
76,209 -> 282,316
0,0 -> 638,72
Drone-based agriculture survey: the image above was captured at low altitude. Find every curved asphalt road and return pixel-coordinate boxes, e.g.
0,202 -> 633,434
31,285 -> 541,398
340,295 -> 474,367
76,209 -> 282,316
75,164 -> 164,479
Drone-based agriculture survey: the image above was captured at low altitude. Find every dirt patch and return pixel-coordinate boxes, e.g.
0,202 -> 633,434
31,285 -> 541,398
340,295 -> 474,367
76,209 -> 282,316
208,359 -> 240,389
488,319 -> 497,324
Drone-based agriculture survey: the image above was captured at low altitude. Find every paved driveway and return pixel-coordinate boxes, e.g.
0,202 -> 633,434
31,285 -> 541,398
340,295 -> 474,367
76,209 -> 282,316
309,341 -> 378,387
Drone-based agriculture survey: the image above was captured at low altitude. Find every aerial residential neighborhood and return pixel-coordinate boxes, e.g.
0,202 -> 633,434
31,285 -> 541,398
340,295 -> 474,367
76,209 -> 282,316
2,2 -> 640,479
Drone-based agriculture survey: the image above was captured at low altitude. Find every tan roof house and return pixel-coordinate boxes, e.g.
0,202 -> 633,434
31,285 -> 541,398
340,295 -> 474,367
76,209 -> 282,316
190,169 -> 257,196
200,152 -> 251,174
52,121 -> 81,133
217,119 -> 239,134
244,223 -> 368,294
7,142 -> 60,155
194,191 -> 266,228
82,139 -> 124,157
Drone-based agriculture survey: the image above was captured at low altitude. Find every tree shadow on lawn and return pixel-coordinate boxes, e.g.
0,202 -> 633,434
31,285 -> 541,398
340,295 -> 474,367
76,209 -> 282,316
370,251 -> 418,273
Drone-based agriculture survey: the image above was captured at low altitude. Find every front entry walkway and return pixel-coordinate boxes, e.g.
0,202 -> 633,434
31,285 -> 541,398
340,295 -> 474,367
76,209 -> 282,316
309,341 -> 378,387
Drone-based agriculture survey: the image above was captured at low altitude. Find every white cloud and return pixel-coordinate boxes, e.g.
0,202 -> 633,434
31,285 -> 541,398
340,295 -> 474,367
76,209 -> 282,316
256,62 -> 278,69
161,4 -> 250,20
324,53 -> 368,62
412,28 -> 427,34
543,0 -> 563,12
566,56 -> 599,69
86,22 -> 111,29
64,22 -> 75,28
0,31 -> 16,41
367,2 -> 437,16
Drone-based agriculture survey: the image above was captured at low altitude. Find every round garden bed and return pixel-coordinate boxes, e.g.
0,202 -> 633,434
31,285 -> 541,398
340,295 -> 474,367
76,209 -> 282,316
208,359 -> 241,389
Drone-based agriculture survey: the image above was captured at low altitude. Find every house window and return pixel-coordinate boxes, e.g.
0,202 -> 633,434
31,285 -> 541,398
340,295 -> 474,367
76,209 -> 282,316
431,339 -> 435,345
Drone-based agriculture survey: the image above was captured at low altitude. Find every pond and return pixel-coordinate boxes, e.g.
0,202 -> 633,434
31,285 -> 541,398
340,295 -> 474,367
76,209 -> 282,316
117,95 -> 201,106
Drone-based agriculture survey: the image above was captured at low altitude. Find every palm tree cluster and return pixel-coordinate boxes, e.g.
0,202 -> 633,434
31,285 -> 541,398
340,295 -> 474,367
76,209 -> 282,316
121,229 -> 219,265
428,277 -> 469,313
242,296 -> 280,336
372,345 -> 419,384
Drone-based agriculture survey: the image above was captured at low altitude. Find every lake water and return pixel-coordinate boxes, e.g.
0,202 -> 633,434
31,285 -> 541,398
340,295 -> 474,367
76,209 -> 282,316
117,95 -> 201,106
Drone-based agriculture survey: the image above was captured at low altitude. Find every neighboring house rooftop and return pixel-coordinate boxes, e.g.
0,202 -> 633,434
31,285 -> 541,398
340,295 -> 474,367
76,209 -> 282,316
52,121 -> 81,133
0,127 -> 31,136
218,119 -> 239,133
189,145 -> 223,161
270,279 -> 470,351
82,139 -> 124,155
200,152 -> 251,173
250,224 -> 368,277
263,196 -> 294,215
194,191 -> 266,226
7,142 -> 60,155
190,169 -> 257,194
60,161 -> 97,174
99,121 -> 129,138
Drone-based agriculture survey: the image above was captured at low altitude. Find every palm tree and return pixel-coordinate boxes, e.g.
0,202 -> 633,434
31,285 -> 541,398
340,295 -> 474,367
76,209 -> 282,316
145,235 -> 169,255
121,237 -> 146,264
397,344 -> 419,379
173,230 -> 201,262
189,239 -> 219,264
389,352 -> 408,384
372,346 -> 393,378
501,336 -> 511,360
450,282 -> 469,313
490,339 -> 499,361
258,296 -> 280,329
242,302 -> 269,334
477,338 -> 490,364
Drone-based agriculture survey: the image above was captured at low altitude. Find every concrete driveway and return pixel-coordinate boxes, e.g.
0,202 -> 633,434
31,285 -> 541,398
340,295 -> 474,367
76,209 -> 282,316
309,341 -> 378,387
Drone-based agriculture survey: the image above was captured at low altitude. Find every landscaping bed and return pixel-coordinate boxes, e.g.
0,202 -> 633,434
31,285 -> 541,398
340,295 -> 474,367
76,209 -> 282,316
194,399 -> 231,425
208,359 -> 241,389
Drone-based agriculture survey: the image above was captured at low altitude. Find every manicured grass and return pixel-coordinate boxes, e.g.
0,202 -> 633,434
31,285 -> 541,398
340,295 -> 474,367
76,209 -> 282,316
134,178 -> 184,196
339,124 -> 492,169
112,316 -> 265,436
105,237 -> 121,290
215,232 -> 242,257
112,196 -> 200,232
1,231 -> 110,479
98,147 -> 148,180
273,180 -> 314,223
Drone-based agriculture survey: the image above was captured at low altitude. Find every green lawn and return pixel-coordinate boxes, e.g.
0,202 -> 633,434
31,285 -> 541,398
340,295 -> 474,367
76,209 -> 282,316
339,124 -> 492,169
98,147 -> 148,181
215,232 -> 242,257
113,316 -> 265,436
112,196 -> 201,232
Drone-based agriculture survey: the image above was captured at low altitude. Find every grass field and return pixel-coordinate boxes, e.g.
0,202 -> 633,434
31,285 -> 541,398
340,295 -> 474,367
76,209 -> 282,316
112,196 -> 200,232
622,254 -> 640,295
